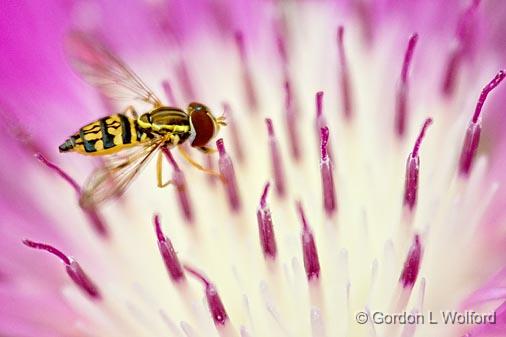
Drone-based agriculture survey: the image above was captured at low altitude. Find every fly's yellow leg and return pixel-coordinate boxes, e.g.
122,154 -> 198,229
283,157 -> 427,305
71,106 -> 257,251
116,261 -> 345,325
178,146 -> 221,177
156,151 -> 173,188
197,146 -> 217,154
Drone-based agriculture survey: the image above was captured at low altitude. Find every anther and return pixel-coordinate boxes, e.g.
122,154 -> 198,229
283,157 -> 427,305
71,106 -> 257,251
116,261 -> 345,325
217,139 -> 241,212
399,235 -> 422,288
23,239 -> 101,299
337,26 -> 353,120
234,31 -> 258,112
395,33 -> 419,137
441,0 -> 481,97
161,148 -> 194,223
184,265 -> 229,326
403,118 -> 432,210
315,91 -> 327,135
257,182 -> 277,259
459,70 -> 505,176
223,103 -> 244,163
35,153 -> 108,237
175,60 -> 196,101
265,118 -> 286,197
297,201 -> 321,280
283,79 -> 301,160
154,215 -> 185,282
162,80 -> 178,106
320,127 -> 337,216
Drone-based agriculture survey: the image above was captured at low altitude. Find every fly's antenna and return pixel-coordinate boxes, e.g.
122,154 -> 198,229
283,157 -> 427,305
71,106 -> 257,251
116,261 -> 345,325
216,115 -> 227,126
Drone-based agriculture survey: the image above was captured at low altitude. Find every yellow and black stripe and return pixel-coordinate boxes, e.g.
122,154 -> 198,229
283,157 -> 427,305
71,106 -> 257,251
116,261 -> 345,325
59,114 -> 150,155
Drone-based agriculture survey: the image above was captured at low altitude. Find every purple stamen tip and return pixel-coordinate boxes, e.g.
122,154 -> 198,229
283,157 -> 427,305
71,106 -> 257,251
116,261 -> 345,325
35,153 -> 80,194
154,215 -> 185,282
337,25 -> 344,41
276,33 -> 288,66
401,33 -> 419,83
316,91 -> 324,117
459,70 -> 504,176
22,239 -> 70,265
320,127 -> 337,215
336,25 -> 353,119
216,138 -> 226,156
36,153 -> 109,236
284,79 -> 301,160
404,118 -> 432,210
23,239 -> 101,299
222,103 -> 244,162
162,148 -> 193,222
162,80 -> 177,106
399,235 -> 422,288
471,70 -> 505,123
396,33 -> 419,137
184,265 -> 229,325
260,182 -> 271,208
412,118 -> 433,158
234,30 -> 245,56
216,139 -> 241,211
265,119 -> 286,196
257,182 -> 277,259
297,202 -> 321,280
265,118 -> 274,136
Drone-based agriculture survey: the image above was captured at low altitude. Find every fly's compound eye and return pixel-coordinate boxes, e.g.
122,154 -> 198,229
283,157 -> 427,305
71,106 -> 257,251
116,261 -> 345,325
189,109 -> 216,147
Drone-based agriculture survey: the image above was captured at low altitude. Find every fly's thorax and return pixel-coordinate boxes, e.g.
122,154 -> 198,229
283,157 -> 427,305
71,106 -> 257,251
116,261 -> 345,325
138,107 -> 190,136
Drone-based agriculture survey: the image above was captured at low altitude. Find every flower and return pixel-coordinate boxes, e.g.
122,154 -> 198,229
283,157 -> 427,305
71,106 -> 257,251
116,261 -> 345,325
1,1 -> 506,337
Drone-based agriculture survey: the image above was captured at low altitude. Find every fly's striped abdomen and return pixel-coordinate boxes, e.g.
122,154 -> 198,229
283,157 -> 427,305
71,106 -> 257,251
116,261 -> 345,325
59,114 -> 151,156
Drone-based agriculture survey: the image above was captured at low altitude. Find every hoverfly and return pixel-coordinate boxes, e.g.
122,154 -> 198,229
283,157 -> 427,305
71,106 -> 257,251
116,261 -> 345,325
60,32 -> 226,208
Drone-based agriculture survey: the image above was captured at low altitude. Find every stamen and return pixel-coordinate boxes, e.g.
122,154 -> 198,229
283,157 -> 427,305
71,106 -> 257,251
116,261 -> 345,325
471,70 -> 505,123
320,127 -> 337,216
403,118 -> 432,210
217,139 -> 241,212
316,91 -> 324,119
395,34 -> 419,137
297,201 -> 321,280
184,265 -> 229,326
257,182 -> 277,259
265,118 -> 286,197
234,31 -> 258,112
315,91 -> 333,160
162,80 -> 178,106
399,235 -> 422,288
353,1 -> 374,46
337,26 -> 353,120
23,239 -> 101,299
283,79 -> 301,160
314,91 -> 327,136
223,103 -> 244,163
275,30 -> 288,72
459,70 -> 505,176
175,60 -> 196,101
1,102 -> 48,157
441,0 -> 481,97
154,215 -> 185,282
35,153 -> 80,193
35,153 -> 108,237
161,148 -> 194,223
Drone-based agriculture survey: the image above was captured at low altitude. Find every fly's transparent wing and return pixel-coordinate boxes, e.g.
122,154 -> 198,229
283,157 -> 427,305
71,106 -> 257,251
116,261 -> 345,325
79,138 -> 165,208
66,31 -> 162,107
